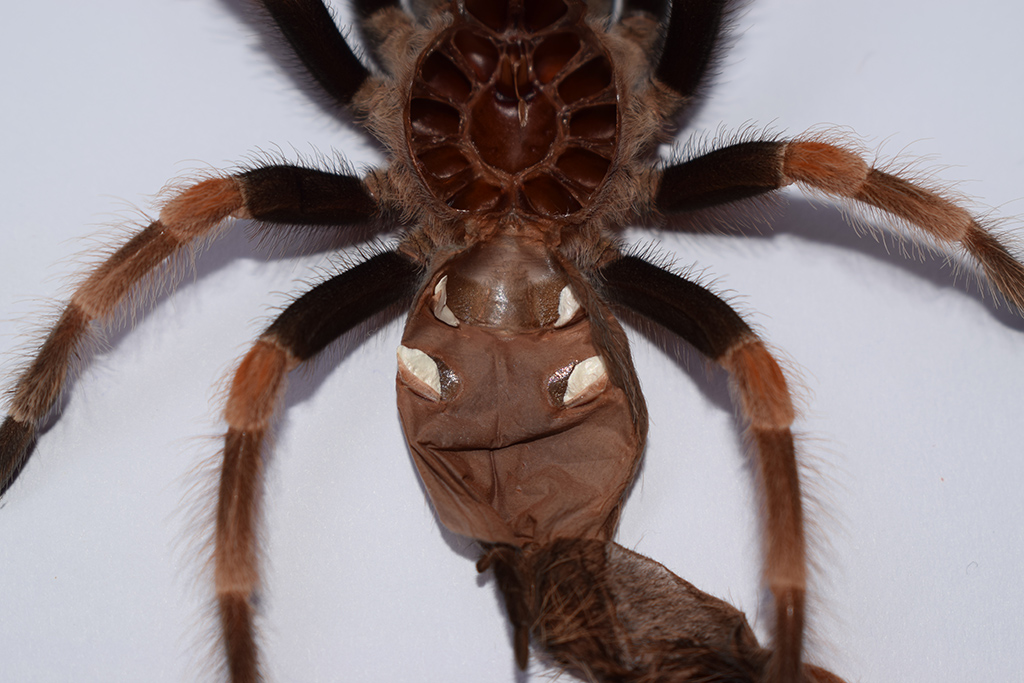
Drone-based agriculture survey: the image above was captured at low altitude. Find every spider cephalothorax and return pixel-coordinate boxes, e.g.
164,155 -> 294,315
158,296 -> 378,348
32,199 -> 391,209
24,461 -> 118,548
358,0 -> 671,258
404,0 -> 624,216
2,1 -> 1022,682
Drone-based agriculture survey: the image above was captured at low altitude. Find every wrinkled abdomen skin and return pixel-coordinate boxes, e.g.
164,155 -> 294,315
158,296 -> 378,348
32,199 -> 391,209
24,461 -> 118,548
398,315 -> 638,546
396,237 -> 642,547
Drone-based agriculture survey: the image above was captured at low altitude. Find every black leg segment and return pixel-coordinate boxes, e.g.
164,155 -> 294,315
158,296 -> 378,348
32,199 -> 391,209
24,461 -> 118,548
267,250 -> 423,361
257,0 -> 371,108
239,165 -> 379,226
0,417 -> 35,497
654,0 -> 737,103
599,254 -> 752,359
656,140 -> 786,214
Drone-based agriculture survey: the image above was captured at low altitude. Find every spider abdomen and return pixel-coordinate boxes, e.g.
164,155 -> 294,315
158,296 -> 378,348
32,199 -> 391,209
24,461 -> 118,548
395,237 -> 640,547
406,0 -> 618,216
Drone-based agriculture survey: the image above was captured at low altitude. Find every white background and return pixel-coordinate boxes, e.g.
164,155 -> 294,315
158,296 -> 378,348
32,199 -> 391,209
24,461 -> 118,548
1,1 -> 1022,681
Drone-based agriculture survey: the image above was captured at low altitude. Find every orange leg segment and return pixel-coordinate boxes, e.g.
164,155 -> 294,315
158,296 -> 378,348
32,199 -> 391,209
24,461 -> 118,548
781,139 -> 1024,309
0,177 -> 243,494
217,337 -> 297,683
212,251 -> 421,680
656,136 -> 1024,311
0,165 -> 380,496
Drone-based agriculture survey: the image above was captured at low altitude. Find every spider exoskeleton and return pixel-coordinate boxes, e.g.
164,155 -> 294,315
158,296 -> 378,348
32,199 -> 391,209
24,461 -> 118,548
2,1 -> 1024,683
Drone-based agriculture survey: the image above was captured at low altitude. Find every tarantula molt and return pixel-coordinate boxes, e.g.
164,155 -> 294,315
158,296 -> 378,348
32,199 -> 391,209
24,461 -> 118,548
2,0 -> 1023,681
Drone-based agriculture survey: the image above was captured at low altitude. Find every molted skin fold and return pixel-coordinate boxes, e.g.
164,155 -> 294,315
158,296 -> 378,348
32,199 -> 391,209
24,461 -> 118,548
396,345 -> 443,400
396,238 -> 640,546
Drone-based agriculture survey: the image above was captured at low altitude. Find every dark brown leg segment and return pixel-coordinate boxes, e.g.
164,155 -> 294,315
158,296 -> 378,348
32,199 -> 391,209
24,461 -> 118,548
657,140 -> 788,212
214,250 -> 421,682
238,165 -> 378,225
600,254 -> 807,683
0,178 -> 241,495
656,138 -> 1024,311
0,165 -> 380,497
649,0 -> 737,103
256,0 -> 372,107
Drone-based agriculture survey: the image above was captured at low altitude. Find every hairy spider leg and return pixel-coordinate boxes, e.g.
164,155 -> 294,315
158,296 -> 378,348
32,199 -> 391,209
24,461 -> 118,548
641,125 -> 1024,682
656,139 -> 1024,309
0,178 -> 235,492
256,0 -> 373,106
0,166 -> 380,496
217,250 -> 421,683
187,25 -> 406,678
3,0 -> 418,675
602,255 -> 807,683
648,0 -> 736,103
